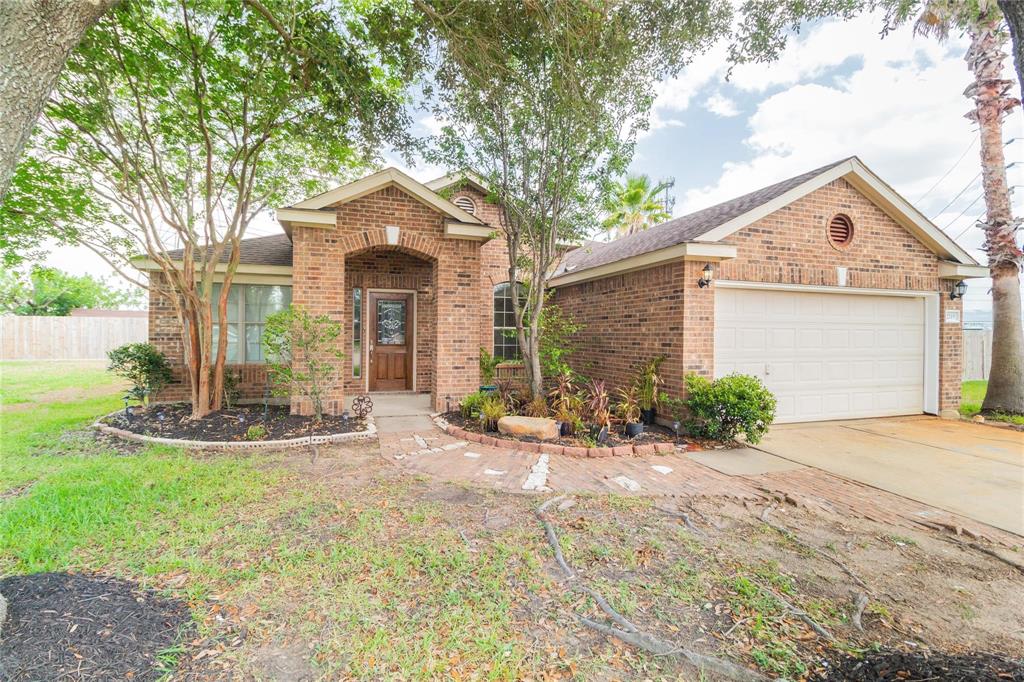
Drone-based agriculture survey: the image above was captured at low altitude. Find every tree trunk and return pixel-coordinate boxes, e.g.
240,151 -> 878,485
965,13 -> 1024,415
0,0 -> 118,202
997,0 -> 1024,96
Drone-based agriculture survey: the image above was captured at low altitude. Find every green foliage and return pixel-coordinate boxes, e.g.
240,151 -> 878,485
657,391 -> 687,425
211,366 -> 241,409
425,0 -> 730,397
262,306 -> 344,421
459,391 -> 489,419
245,424 -> 268,441
684,373 -> 777,444
107,343 -> 173,405
601,174 -> 672,237
478,395 -> 507,431
615,386 -> 641,424
548,371 -> 584,427
0,266 -> 142,316
538,301 -> 583,380
632,356 -> 665,411
479,346 -> 501,384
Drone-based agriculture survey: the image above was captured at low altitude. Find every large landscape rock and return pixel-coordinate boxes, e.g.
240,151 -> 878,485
497,416 -> 559,441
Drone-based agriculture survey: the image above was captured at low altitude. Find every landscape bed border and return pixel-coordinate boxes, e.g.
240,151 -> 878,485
92,411 -> 377,450
434,415 -> 696,458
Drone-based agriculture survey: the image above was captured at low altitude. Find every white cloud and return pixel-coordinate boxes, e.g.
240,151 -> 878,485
704,92 -> 740,117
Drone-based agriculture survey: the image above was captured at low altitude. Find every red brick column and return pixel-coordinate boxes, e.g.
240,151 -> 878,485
938,282 -> 964,418
681,260 -> 716,388
433,238 -> 481,411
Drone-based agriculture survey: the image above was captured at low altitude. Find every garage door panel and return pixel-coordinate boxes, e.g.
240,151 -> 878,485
716,287 -> 925,423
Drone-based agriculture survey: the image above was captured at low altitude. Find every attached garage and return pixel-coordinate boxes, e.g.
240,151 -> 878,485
714,284 -> 939,423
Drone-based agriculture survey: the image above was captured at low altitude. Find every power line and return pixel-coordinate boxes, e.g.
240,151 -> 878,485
916,138 -> 977,203
931,171 -> 981,219
943,193 -> 984,230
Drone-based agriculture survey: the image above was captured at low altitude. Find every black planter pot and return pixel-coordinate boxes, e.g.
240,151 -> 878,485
559,421 -> 573,437
640,408 -> 657,425
625,422 -> 644,438
588,424 -> 609,443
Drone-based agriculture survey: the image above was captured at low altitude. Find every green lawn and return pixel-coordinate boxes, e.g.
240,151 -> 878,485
960,380 -> 1024,425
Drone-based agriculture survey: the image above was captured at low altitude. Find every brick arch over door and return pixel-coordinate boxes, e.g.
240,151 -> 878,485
333,228 -> 442,263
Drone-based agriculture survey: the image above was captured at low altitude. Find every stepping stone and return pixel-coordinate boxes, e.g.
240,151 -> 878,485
484,469 -> 507,476
464,452 -> 481,459
651,465 -> 673,475
442,441 -> 468,450
522,453 -> 551,491
612,475 -> 641,492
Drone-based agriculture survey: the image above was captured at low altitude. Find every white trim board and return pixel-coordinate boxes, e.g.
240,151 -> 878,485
549,242 -> 737,287
715,280 -> 940,416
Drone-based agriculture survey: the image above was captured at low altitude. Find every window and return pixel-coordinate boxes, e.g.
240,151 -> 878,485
493,282 -> 525,360
212,283 -> 292,363
827,213 -> 854,248
353,288 -> 362,377
453,195 -> 477,215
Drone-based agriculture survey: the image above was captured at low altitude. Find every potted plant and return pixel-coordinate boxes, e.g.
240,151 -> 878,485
479,347 -> 501,392
585,378 -> 610,443
633,356 -> 665,425
549,371 -> 579,436
616,386 -> 643,438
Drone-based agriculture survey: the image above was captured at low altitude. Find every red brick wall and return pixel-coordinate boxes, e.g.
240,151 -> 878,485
555,178 -> 964,414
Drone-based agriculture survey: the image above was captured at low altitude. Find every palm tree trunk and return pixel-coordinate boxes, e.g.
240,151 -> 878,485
966,11 -> 1024,415
997,0 -> 1024,95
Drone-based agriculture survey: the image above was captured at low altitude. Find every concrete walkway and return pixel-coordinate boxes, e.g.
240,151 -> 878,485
374,416 -> 1022,547
754,416 -> 1024,536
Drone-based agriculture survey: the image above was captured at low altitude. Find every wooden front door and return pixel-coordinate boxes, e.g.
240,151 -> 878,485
368,292 -> 413,391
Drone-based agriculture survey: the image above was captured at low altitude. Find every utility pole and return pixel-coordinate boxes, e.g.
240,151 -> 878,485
660,177 -> 676,215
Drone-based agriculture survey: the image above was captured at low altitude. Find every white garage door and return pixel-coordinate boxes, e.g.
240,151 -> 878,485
715,287 -> 925,423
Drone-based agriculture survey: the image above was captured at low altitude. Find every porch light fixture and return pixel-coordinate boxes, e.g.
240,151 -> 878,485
697,263 -> 714,288
950,280 -> 967,300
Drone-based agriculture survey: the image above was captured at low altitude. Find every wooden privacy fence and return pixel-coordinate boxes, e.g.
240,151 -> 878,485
0,315 -> 148,360
962,329 -> 992,381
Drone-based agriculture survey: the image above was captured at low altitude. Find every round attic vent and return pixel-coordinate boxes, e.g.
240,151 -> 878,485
827,213 -> 854,248
453,195 -> 476,215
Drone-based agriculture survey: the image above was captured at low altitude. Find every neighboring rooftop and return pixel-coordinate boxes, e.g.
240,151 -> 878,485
554,158 -> 852,277
164,233 -> 293,267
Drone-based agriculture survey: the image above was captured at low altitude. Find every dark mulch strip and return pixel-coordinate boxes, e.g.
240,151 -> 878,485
0,572 -> 194,681
103,403 -> 366,442
813,650 -> 1024,681
443,411 -> 735,450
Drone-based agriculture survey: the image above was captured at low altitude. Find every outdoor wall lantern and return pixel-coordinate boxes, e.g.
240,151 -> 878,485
697,263 -> 714,288
950,280 -> 967,300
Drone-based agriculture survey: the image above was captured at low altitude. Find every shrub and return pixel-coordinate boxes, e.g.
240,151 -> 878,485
460,391 -> 489,419
538,299 -> 583,379
632,356 -> 665,411
107,343 -> 173,406
479,395 -> 507,431
479,346 -> 502,384
615,386 -> 641,424
684,373 -> 777,444
245,424 -> 268,441
263,306 -> 344,421
210,366 -> 240,409
524,395 -> 549,418
585,378 -> 610,429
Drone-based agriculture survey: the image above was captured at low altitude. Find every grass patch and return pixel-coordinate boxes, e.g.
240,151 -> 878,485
960,380 -> 1024,425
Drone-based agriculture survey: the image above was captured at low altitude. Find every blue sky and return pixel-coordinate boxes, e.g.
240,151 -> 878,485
45,11 -> 1022,313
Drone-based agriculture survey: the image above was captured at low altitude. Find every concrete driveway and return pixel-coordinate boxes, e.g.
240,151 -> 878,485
755,416 -> 1024,536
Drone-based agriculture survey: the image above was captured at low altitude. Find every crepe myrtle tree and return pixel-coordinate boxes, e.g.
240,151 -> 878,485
730,0 -> 1023,415
420,0 -> 731,400
0,0 -> 424,419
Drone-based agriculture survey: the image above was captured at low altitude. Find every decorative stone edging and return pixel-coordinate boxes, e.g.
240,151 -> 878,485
92,412 -> 377,451
432,415 -> 690,458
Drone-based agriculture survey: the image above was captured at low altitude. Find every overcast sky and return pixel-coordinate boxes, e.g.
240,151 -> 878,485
43,11 -> 1022,313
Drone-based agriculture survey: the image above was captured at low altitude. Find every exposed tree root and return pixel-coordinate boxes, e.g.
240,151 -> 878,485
655,506 -> 706,537
536,495 -> 767,682
759,506 -> 871,592
851,592 -> 869,632
750,578 -> 835,642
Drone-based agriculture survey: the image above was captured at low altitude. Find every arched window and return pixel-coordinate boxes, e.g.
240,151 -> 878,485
493,282 -> 525,360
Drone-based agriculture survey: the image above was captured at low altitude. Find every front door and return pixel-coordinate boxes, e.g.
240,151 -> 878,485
369,292 -> 413,391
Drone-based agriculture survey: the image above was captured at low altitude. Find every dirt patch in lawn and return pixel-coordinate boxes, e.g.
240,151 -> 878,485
0,572 -> 193,681
103,403 -> 367,442
443,410 -> 736,450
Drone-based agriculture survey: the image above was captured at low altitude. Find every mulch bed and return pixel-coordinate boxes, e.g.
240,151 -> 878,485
813,650 -> 1024,681
0,572 -> 193,681
443,411 -> 734,450
102,403 -> 366,442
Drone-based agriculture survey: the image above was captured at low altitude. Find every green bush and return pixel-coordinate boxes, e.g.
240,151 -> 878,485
245,423 -> 268,441
479,347 -> 501,384
479,395 -> 507,431
459,391 -> 489,419
684,373 -> 776,444
107,343 -> 173,405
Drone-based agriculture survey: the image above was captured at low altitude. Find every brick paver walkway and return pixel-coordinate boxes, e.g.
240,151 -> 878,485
376,418 -> 1023,548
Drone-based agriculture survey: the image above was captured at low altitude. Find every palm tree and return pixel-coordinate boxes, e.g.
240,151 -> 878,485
601,175 -> 671,237
916,0 -> 1023,415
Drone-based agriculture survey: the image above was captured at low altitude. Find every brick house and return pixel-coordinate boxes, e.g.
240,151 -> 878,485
144,157 -> 986,422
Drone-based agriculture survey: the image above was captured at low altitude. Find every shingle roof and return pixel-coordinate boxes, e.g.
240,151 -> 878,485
555,158 -> 852,277
165,233 -> 293,267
